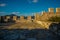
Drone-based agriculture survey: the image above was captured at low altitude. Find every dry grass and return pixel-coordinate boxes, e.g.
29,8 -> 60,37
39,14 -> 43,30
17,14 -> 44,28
0,22 -> 46,30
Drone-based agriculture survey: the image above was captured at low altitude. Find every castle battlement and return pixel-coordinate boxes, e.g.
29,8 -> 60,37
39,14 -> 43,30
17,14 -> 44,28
48,8 -> 54,12
20,16 -> 24,20
27,16 -> 31,20
0,8 -> 60,23
56,8 -> 60,12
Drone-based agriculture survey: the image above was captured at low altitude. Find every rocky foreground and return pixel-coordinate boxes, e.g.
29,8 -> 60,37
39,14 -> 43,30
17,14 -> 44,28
0,29 -> 58,40
0,22 -> 60,40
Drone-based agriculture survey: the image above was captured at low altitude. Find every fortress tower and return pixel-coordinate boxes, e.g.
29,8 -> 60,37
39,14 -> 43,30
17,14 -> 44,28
48,8 -> 55,17
56,8 -> 60,16
13,16 -> 17,21
48,8 -> 54,13
56,8 -> 60,12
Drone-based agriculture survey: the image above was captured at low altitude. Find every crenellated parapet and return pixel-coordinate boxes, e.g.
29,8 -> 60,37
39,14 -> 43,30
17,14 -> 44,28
56,8 -> 60,12
56,8 -> 60,16
48,8 -> 54,13
27,16 -> 31,20
0,8 -> 60,23
48,8 -> 55,17
20,16 -> 24,20
0,8 -> 60,29
13,16 -> 17,21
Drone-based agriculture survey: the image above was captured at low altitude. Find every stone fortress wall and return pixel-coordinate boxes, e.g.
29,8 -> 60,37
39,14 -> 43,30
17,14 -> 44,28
0,8 -> 60,29
35,8 -> 60,21
0,8 -> 60,23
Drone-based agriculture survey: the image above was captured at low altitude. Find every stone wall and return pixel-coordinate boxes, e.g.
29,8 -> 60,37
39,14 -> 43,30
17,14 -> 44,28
13,16 -> 17,21
0,8 -> 60,22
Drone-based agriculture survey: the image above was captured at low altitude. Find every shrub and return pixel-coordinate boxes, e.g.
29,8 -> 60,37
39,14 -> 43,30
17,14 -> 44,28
48,16 -> 60,22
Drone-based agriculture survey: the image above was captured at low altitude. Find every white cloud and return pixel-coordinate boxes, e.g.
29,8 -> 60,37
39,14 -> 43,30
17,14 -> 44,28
32,0 -> 38,3
12,12 -> 20,14
28,0 -> 38,3
0,3 -> 6,6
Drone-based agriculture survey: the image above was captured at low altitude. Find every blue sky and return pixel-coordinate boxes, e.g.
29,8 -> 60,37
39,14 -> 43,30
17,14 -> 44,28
0,0 -> 60,16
